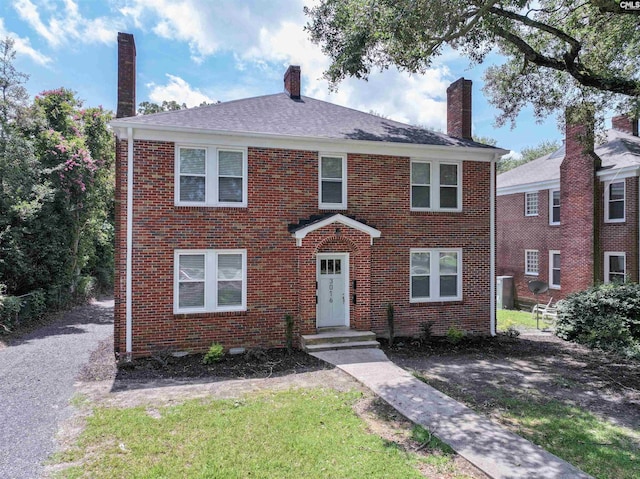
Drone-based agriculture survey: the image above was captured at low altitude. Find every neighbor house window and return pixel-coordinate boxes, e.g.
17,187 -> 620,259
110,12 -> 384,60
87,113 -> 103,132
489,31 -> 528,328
525,192 -> 539,216
410,248 -> 462,302
175,146 -> 247,207
549,250 -> 560,289
319,154 -> 347,209
605,180 -> 625,222
525,250 -> 539,276
604,252 -> 626,284
174,249 -> 247,314
411,160 -> 461,211
549,189 -> 560,225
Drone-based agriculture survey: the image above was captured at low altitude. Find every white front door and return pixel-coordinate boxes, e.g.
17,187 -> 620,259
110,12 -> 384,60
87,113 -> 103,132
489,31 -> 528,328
316,254 -> 349,328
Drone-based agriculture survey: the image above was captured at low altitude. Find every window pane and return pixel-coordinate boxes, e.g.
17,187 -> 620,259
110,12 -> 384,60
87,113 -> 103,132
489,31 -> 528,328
180,148 -> 205,174
411,276 -> 430,298
440,164 -> 458,186
411,252 -> 430,275
552,205 -> 560,223
439,253 -> 458,274
321,259 -> 327,274
411,162 -> 430,185
440,275 -> 457,297
321,181 -> 342,203
440,187 -> 458,208
180,176 -> 206,202
179,282 -> 205,308
179,255 -> 205,281
218,254 -> 242,280
218,151 -> 243,176
610,182 -> 624,201
328,260 -> 334,274
610,201 -> 624,220
321,157 -> 342,179
412,186 -> 430,208
335,259 -> 341,274
552,269 -> 561,286
553,190 -> 560,206
219,177 -> 243,202
552,254 -> 560,269
218,281 -> 242,306
610,256 -> 624,274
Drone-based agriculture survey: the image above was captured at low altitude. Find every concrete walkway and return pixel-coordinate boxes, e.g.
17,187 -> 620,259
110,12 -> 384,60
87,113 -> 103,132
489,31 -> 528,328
312,348 -> 593,479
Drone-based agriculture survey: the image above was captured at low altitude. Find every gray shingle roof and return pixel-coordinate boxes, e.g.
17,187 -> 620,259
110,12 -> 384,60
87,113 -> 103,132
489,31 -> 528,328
497,129 -> 640,189
113,93 -> 497,148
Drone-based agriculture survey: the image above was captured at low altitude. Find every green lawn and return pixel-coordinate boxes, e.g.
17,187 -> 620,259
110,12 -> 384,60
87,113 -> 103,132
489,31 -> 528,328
497,308 -> 540,330
54,389 -> 435,479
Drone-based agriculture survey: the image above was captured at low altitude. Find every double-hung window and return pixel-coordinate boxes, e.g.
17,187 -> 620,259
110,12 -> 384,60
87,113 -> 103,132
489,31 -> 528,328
174,249 -> 247,314
525,192 -> 539,216
411,160 -> 461,211
525,250 -> 539,276
549,190 -> 560,225
549,250 -> 560,289
605,181 -> 625,222
319,154 -> 347,209
176,146 -> 247,207
410,248 -> 462,302
604,252 -> 626,284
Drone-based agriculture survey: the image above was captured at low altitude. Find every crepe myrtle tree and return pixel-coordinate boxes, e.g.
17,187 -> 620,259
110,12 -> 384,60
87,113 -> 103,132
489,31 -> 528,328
305,0 -> 640,127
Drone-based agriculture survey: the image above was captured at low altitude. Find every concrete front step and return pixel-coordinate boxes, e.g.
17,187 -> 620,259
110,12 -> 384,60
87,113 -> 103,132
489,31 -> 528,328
304,340 -> 380,353
301,329 -> 379,352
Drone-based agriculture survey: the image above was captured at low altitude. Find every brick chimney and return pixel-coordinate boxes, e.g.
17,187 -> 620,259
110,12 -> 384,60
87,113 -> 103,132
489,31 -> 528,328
612,114 -> 638,136
284,65 -> 301,100
446,78 -> 472,140
560,104 -> 600,292
117,32 -> 136,118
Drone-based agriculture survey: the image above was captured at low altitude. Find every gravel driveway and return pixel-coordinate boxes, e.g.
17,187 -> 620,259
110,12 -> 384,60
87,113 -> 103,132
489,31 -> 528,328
0,298 -> 113,479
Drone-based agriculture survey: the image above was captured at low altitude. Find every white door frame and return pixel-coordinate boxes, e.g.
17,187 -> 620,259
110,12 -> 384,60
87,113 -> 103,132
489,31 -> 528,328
316,253 -> 350,328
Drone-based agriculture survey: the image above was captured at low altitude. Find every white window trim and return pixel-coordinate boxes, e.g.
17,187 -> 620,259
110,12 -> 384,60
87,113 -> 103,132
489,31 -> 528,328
174,249 -> 247,314
525,249 -> 539,276
410,248 -> 463,302
525,191 -> 539,217
604,252 -> 626,284
604,180 -> 625,223
549,250 -> 560,289
549,189 -> 560,225
410,159 -> 462,212
175,145 -> 248,207
318,153 -> 347,210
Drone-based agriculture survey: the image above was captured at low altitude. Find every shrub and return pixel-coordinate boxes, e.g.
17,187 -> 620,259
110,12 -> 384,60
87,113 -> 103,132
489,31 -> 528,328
446,326 -> 465,344
556,283 -> 640,358
418,321 -> 434,345
0,286 -> 22,333
203,343 -> 225,364
501,318 -> 521,338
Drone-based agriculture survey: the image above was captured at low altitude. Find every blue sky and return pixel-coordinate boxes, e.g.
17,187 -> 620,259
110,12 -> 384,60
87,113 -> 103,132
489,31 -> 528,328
0,0 -> 568,154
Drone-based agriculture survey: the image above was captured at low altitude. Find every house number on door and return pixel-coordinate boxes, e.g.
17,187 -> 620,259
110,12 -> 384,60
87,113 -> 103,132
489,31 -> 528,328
329,279 -> 333,303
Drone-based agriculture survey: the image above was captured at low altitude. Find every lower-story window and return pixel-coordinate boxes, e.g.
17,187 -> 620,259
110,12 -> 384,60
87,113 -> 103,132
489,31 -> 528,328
174,249 -> 247,314
549,250 -> 560,289
604,252 -> 626,284
410,248 -> 462,302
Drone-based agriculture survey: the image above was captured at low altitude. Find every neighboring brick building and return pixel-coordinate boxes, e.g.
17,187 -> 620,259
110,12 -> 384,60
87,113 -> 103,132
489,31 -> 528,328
111,33 -> 505,358
497,109 -> 640,306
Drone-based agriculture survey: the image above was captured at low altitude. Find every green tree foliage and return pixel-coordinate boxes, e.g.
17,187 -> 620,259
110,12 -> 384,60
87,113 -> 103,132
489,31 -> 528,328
498,139 -> 560,173
138,100 -> 186,115
0,37 -> 114,299
305,1 -> 640,127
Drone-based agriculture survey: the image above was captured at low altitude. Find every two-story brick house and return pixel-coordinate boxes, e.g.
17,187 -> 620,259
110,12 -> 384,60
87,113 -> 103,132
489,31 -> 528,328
497,109 -> 640,306
111,33 -> 505,358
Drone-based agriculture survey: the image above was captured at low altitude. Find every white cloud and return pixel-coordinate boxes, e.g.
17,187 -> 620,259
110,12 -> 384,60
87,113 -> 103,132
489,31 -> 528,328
13,0 -> 121,47
0,17 -> 51,65
147,74 -> 214,107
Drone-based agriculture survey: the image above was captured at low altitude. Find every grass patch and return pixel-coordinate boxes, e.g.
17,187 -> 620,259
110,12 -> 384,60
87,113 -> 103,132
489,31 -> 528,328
497,309 -> 538,331
55,389 -> 427,479
415,374 -> 640,479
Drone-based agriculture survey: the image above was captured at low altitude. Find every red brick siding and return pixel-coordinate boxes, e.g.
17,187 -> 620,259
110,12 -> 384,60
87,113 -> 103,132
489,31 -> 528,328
115,141 -> 492,357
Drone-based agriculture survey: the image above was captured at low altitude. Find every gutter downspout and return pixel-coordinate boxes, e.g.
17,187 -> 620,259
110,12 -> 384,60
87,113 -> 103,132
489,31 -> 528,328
126,127 -> 133,358
490,154 -> 497,336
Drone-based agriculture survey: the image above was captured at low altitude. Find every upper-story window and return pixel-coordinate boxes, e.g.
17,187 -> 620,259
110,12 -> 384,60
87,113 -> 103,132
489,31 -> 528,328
411,160 -> 461,212
549,190 -> 560,225
175,146 -> 247,207
319,154 -> 347,209
605,180 -> 625,222
525,192 -> 539,216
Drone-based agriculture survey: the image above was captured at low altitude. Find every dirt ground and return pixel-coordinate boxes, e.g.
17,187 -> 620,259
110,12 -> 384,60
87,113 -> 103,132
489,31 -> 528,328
382,331 -> 640,431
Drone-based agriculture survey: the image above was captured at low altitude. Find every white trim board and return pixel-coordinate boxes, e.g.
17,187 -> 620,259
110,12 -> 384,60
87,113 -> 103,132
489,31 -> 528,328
292,214 -> 381,247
